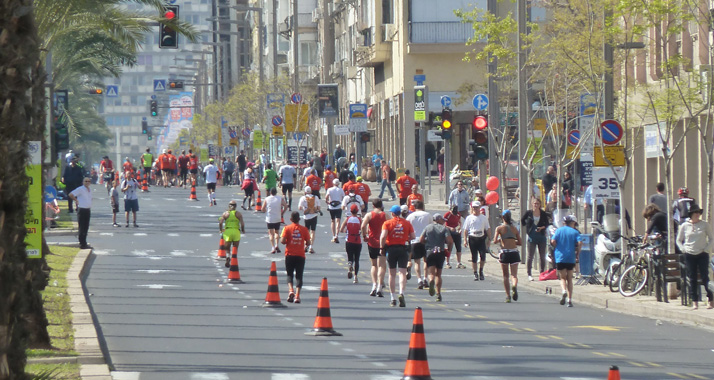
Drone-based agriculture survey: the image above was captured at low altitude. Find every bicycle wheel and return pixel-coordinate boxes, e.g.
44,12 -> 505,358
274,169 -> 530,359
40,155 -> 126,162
619,265 -> 648,297
489,249 -> 499,260
607,263 -> 621,293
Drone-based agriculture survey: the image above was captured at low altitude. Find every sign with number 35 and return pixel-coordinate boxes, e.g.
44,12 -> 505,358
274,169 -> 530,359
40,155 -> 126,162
592,167 -> 623,199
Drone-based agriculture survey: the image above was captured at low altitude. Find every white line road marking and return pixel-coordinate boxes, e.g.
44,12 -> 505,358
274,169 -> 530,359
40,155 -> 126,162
190,374 -> 229,380
170,250 -> 191,256
189,206 -> 203,208
133,233 -> 148,236
370,362 -> 387,367
200,233 -> 213,237
301,286 -> 320,291
370,375 -> 400,380
136,284 -> 181,289
135,270 -> 174,274
112,372 -> 140,380
272,374 -> 310,380
93,250 -> 113,255
164,198 -> 177,201
329,341 -> 341,345
99,232 -> 114,236
343,348 -> 355,352
168,233 -> 180,237
356,354 -> 368,359
329,252 -> 344,258
132,250 -> 153,256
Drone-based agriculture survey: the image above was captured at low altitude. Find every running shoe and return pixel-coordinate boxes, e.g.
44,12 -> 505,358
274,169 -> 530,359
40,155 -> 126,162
406,267 -> 412,280
474,273 -> 479,281
457,263 -> 466,269
417,279 -> 423,290
353,277 -> 358,284
505,297 -> 511,303
112,223 -> 121,227
567,301 -> 573,308
428,279 -> 435,297
270,248 -> 276,254
294,297 -> 301,304
560,293 -> 567,305
376,290 -> 384,298
276,247 -> 281,253
446,262 -> 452,269
390,299 -> 397,307
398,294 -> 406,307
347,263 -> 353,279
125,223 -> 129,228
213,200 -> 217,206
528,275 -> 534,282
512,286 -> 518,301
335,237 -> 339,243
436,293 -> 442,302
287,292 -> 295,303
479,271 -> 485,281
369,289 -> 377,297
133,223 -> 139,228
224,258 -> 230,268
309,247 -> 315,254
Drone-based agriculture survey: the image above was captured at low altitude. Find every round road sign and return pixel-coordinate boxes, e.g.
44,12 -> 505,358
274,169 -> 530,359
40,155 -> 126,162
291,93 -> 302,104
271,115 -> 283,126
567,130 -> 580,146
598,119 -> 623,145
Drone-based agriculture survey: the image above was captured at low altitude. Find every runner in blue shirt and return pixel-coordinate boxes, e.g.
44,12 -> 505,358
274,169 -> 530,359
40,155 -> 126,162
550,215 -> 582,307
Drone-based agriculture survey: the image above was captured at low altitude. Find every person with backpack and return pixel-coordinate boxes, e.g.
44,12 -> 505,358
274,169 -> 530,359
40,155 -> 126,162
673,187 -> 696,232
378,160 -> 396,201
342,187 -> 364,218
298,186 -> 321,254
340,204 -> 363,283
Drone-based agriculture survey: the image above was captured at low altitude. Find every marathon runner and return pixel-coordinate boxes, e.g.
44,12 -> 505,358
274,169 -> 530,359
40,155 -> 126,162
406,200 -> 432,289
262,163 -> 279,193
203,158 -> 219,206
262,187 -> 288,254
352,176 -> 371,214
278,162 -> 297,210
158,149 -> 170,187
463,201 -> 491,281
326,178 -> 345,243
420,214 -> 453,302
305,169 -> 322,199
218,200 -> 246,267
167,149 -> 177,186
361,199 -> 387,297
100,155 -> 114,195
340,204 -> 362,283
178,150 -> 190,188
140,148 -> 153,180
188,151 -> 199,186
281,211 -> 311,304
380,205 -> 415,307
297,186 -> 321,254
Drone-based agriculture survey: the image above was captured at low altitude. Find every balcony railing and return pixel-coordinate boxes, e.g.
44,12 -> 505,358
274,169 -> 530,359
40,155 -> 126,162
408,21 -> 473,44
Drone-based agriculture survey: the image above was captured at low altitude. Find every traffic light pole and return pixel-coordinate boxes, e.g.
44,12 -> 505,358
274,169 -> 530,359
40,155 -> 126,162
419,122 -> 427,204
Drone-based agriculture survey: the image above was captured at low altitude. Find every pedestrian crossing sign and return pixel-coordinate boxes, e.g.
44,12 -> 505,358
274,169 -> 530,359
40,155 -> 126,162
106,85 -> 119,97
154,79 -> 166,92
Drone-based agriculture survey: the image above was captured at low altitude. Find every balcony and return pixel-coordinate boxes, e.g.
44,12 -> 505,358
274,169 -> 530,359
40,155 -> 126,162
355,26 -> 391,67
408,21 -> 475,54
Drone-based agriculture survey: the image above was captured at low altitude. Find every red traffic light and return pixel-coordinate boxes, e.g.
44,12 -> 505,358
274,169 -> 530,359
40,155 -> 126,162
164,10 -> 176,19
473,115 -> 488,130
88,89 -> 103,95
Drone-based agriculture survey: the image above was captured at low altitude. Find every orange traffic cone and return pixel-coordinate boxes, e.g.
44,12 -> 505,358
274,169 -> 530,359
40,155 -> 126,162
216,238 -> 226,259
262,261 -> 286,308
607,365 -> 620,380
227,246 -> 243,283
255,189 -> 262,211
189,179 -> 198,201
402,307 -> 432,380
305,277 -> 342,336
142,171 -> 149,192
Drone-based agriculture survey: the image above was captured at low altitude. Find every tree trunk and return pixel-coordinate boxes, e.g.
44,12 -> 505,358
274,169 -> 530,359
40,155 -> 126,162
0,0 -> 44,378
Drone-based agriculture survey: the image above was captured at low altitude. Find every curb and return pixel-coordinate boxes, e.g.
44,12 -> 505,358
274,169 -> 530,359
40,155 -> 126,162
67,248 -> 112,379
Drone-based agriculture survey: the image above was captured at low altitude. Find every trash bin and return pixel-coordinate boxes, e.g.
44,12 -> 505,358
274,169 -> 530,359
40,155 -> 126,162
579,234 -> 594,276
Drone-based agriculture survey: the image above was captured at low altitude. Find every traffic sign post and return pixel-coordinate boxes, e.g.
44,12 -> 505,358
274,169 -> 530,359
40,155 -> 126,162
153,79 -> 166,92
440,95 -> 452,108
291,92 -> 302,104
567,130 -> 580,146
592,166 -> 623,199
598,119 -> 624,145
594,145 -> 625,167
473,94 -> 489,111
414,86 -> 427,122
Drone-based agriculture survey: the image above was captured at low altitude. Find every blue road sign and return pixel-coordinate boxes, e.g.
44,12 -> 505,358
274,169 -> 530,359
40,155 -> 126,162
291,92 -> 303,104
349,103 -> 368,118
473,94 -> 489,110
598,119 -> 623,145
440,95 -> 452,108
413,75 -> 426,82
153,79 -> 166,92
271,115 -> 283,126
106,85 -> 118,97
568,130 -> 580,146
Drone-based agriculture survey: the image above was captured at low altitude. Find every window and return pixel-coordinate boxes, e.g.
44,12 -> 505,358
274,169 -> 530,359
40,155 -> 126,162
382,0 -> 393,24
374,63 -> 385,84
300,41 -> 317,65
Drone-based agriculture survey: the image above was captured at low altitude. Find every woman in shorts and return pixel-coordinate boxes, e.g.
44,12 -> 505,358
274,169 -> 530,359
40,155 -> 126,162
492,210 -> 522,303
241,165 -> 256,209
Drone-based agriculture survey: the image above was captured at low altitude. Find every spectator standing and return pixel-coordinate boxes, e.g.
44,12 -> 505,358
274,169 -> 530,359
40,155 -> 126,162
648,182 -> 668,213
448,181 -> 471,218
642,203 -> 668,240
333,144 -> 346,166
64,150 -> 74,165
372,149 -> 383,184
121,172 -> 140,227
521,198 -> 550,281
68,177 -> 93,249
378,161 -> 396,201
675,204 -> 714,310
541,166 -> 557,197
395,170 -> 417,206
550,215 -> 582,308
436,147 -> 445,183
62,157 -> 83,213
673,187 -> 696,231
320,148 -> 328,168
236,150 -> 247,182
222,157 -> 235,186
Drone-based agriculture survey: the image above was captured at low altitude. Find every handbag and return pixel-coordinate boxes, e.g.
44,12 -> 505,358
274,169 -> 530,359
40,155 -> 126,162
539,268 -> 558,281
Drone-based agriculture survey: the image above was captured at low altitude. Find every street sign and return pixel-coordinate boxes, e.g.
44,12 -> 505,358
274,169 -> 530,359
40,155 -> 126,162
285,103 -> 309,132
317,84 -> 339,118
413,74 -> 426,83
271,115 -> 283,126
153,79 -> 166,92
334,124 -> 350,136
291,92 -> 302,104
427,130 -> 443,142
598,119 -> 623,145
440,95 -> 452,108
473,94 -> 488,111
349,103 -> 368,132
414,85 -> 427,122
106,85 -> 118,97
594,145 -> 625,167
567,130 -> 580,146
267,93 -> 285,109
580,153 -> 593,187
242,128 -> 251,138
272,126 -> 284,137
592,166 -> 623,199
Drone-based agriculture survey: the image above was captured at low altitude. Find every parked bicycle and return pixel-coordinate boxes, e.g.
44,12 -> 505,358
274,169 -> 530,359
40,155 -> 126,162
605,235 -> 643,293
618,233 -> 664,297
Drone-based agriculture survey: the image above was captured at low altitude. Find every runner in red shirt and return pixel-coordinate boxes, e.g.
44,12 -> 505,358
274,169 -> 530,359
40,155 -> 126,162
352,176 -> 372,213
305,170 -> 322,199
167,149 -> 177,186
324,165 -> 337,190
159,149 -> 171,187
444,206 -> 464,269
361,199 -> 387,297
100,156 -> 114,195
406,184 -> 424,213
340,204 -> 363,283
177,150 -> 190,188
342,177 -> 357,194
380,205 -> 415,307
281,212 -> 311,304
395,169 -> 417,206
122,157 -> 134,174
188,151 -> 199,185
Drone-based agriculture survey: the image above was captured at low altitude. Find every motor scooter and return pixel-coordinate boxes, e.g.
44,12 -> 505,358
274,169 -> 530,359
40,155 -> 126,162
592,214 -> 622,285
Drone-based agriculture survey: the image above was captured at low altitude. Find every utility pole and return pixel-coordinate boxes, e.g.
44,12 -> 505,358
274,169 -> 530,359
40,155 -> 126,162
273,0 -> 278,79
517,0 -> 528,240
292,0 -> 299,91
487,0 -> 500,228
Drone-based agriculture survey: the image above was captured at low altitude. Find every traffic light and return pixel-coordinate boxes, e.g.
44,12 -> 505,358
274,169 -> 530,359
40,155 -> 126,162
141,120 -> 148,134
168,80 -> 184,89
150,100 -> 158,117
147,129 -> 153,141
88,88 -> 103,95
442,108 -> 453,130
472,113 -> 488,161
159,5 -> 179,49
55,123 -> 69,151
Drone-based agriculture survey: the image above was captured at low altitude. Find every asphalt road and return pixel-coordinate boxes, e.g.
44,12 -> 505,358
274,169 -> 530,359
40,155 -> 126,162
55,184 -> 714,380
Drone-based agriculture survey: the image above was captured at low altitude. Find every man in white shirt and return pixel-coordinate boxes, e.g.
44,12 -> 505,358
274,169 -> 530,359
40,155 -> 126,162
326,178 -> 345,243
342,187 -> 364,218
121,172 -> 141,228
406,200 -> 433,288
298,186 -> 321,254
203,158 -> 219,206
262,187 -> 288,254
68,177 -> 93,249
462,201 -> 491,281
278,163 -> 297,210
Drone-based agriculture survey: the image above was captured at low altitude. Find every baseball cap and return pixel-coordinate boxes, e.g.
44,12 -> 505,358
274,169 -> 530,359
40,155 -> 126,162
356,176 -> 363,182
390,205 -> 401,214
433,213 -> 444,221
400,205 -> 408,213
350,204 -> 359,213
162,149 -> 167,153
563,215 -> 577,224
209,158 -> 214,163
304,186 -> 312,193
471,201 -> 481,208
474,189 -> 483,195
333,178 -> 340,185
326,165 -> 332,170
690,204 -> 703,214
502,209 -> 511,216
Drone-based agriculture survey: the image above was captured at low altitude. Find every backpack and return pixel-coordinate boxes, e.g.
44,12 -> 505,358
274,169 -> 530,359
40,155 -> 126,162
674,198 -> 695,224
388,168 -> 396,181
306,196 -> 317,214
